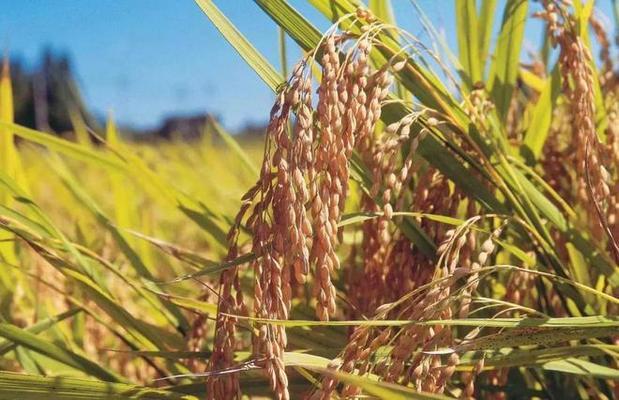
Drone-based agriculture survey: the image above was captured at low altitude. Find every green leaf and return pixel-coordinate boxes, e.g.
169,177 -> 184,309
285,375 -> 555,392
456,0 -> 481,89
0,308 -> 82,356
142,286 -> 218,315
165,252 -> 255,283
168,370 -> 311,398
0,323 -> 123,382
488,0 -> 529,121
225,315 -> 619,329
126,229 -> 217,269
339,211 -> 466,228
0,60 -> 22,270
369,0 -> 396,24
0,122 -> 124,171
305,367 -> 453,399
478,0 -> 497,73
106,115 -> 134,237
457,326 -> 618,351
460,345 -> 619,379
0,372 -> 196,399
543,358 -> 619,380
522,65 -> 561,161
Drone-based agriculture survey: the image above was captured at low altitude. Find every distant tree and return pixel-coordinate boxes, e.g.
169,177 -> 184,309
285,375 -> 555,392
9,48 -> 98,136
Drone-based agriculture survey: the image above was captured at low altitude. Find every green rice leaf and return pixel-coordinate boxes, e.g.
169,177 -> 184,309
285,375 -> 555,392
478,0 -> 497,72
542,358 -> 619,380
522,65 -> 560,161
0,372 -> 196,399
487,0 -> 528,121
0,323 -> 124,382
305,366 -> 453,399
0,122 -> 124,171
456,0 -> 481,89
0,308 -> 82,356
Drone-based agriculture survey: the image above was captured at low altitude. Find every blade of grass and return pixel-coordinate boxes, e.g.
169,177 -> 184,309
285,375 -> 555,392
487,0 -> 529,121
306,366 -> 453,399
0,371 -> 196,399
478,0 -> 497,75
521,64 -> 561,162
0,308 -> 82,356
0,59 -> 20,275
455,0 -> 481,89
0,323 -> 124,382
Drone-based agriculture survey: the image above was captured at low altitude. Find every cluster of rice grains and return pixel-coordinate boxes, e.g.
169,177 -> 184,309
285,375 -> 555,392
204,15 -> 402,399
533,6 -> 619,365
204,11 -> 502,400
200,3 -> 619,400
312,218 -> 505,400
536,2 -> 617,242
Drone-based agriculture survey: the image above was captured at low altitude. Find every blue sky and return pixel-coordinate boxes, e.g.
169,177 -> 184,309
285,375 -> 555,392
0,1 -> 614,131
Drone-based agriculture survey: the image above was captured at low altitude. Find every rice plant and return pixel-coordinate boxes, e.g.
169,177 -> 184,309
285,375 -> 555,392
0,0 -> 617,399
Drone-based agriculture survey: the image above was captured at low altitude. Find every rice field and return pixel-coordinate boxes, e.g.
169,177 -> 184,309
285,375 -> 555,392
0,0 -> 618,399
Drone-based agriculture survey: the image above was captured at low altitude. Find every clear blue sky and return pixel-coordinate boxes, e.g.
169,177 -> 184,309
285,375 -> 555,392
0,1 -> 614,131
